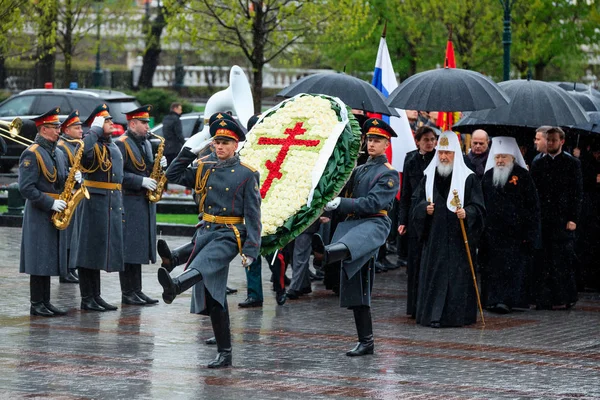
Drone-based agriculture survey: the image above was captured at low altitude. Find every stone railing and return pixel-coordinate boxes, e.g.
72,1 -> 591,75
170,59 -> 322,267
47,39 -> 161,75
149,64 -> 335,89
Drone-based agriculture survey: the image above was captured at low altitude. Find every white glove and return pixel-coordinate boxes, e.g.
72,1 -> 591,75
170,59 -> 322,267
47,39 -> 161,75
242,255 -> 254,268
141,177 -> 157,190
51,200 -> 67,212
324,197 -> 341,211
74,170 -> 82,184
160,156 -> 167,168
91,116 -> 105,129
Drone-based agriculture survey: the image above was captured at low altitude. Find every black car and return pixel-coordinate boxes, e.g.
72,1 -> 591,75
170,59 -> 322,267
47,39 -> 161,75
149,112 -> 203,143
0,88 -> 139,172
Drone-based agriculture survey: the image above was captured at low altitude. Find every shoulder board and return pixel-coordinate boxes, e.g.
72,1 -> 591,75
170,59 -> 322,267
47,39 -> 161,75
28,143 -> 39,152
57,139 -> 65,146
117,135 -> 129,142
384,162 -> 394,170
240,162 -> 257,172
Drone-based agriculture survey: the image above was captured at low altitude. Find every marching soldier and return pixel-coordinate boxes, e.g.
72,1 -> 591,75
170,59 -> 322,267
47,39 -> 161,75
115,105 -> 166,305
157,118 -> 261,368
313,118 -> 399,356
70,104 -> 125,312
19,107 -> 71,316
57,110 -> 84,284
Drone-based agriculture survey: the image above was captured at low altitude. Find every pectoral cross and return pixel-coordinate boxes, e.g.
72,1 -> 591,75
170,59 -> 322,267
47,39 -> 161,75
257,122 -> 320,199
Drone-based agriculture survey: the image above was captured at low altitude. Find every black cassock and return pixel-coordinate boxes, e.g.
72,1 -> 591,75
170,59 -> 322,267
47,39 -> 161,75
530,152 -> 583,307
479,165 -> 541,309
412,173 -> 485,327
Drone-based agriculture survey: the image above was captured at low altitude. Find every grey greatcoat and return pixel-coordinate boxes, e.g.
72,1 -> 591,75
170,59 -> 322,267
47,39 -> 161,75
70,126 -> 124,272
19,137 -> 69,276
166,148 -> 261,314
115,131 -> 157,264
57,136 -> 80,253
332,154 -> 399,308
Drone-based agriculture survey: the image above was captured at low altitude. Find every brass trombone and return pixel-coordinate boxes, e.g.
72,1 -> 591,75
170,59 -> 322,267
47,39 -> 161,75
0,118 -> 32,147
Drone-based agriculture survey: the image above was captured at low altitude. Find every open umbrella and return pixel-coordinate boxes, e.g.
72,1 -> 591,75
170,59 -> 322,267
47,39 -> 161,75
277,72 -> 399,117
552,81 -> 600,98
386,67 -> 510,112
452,79 -> 589,136
563,90 -> 600,112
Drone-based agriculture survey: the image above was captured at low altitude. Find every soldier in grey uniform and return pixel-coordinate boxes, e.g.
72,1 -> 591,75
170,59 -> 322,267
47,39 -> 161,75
57,110 -> 84,284
71,104 -> 125,312
313,118 -> 399,357
115,105 -> 166,305
19,107 -> 71,316
158,118 -> 261,368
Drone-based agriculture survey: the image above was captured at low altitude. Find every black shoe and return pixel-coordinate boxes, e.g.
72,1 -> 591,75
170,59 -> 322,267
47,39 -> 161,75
381,257 -> 399,270
136,291 -> 159,304
226,286 -> 238,295
396,259 -> 408,268
276,290 -> 287,305
157,239 -> 175,272
430,321 -> 441,328
59,271 -> 79,284
565,302 -> 577,309
346,342 -> 374,357
81,297 -> 106,312
205,336 -> 217,345
122,292 -> 146,306
309,270 -> 324,281
535,304 -> 552,311
286,289 -> 302,300
238,297 -> 263,308
95,296 -> 118,311
301,286 -> 312,294
44,302 -> 67,316
207,350 -> 232,368
284,275 -> 291,286
375,262 -> 385,273
492,303 -> 511,314
311,233 -> 325,254
30,302 -> 54,317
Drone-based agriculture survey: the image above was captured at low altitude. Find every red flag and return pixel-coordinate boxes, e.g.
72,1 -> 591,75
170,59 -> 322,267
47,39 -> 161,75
439,39 -> 456,131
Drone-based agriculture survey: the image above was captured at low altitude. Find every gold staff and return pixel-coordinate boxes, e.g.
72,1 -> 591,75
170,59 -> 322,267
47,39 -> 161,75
451,189 -> 485,326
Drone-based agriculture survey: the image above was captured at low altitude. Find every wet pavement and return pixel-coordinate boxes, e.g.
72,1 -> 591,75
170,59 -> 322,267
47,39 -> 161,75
0,226 -> 599,399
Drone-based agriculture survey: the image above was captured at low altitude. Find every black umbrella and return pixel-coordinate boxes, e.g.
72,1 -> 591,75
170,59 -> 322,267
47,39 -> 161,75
568,111 -> 600,135
452,79 -> 589,136
562,90 -> 600,112
277,72 -> 399,117
552,81 -> 600,97
386,67 -> 510,112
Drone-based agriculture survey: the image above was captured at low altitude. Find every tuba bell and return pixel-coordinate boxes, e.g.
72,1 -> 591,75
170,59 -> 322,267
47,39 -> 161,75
184,65 -> 254,151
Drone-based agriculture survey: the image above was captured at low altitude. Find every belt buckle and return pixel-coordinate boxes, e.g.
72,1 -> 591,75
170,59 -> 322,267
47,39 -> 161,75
209,215 -> 217,223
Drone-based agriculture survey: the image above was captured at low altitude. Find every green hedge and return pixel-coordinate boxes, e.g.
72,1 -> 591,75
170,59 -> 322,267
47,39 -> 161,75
134,88 -> 195,124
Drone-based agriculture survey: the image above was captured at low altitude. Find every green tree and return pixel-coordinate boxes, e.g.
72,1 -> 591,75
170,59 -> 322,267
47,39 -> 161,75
164,0 -> 356,110
0,0 -> 27,88
33,0 -> 59,87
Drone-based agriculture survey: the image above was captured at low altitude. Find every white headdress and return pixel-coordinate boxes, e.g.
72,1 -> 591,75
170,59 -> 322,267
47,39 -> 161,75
484,136 -> 527,172
424,131 -> 474,212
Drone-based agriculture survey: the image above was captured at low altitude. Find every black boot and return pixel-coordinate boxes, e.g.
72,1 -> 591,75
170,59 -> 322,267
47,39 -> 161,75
79,268 -> 106,312
42,275 -> 67,315
205,336 -> 217,345
323,243 -> 351,265
207,304 -> 232,368
157,267 -> 203,304
157,240 -> 194,272
60,270 -> 79,283
93,269 -> 117,311
30,275 -> 53,317
346,306 -> 374,357
132,264 -> 159,304
120,264 -> 146,305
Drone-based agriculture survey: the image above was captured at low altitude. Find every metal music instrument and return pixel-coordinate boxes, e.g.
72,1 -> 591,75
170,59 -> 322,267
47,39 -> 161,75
147,133 -> 167,203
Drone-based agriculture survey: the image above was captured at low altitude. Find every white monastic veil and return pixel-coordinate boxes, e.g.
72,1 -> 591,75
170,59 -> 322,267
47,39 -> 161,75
424,131 -> 474,212
484,136 -> 528,172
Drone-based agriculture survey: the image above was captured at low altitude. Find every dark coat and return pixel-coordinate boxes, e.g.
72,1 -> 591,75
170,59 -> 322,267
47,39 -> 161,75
57,136 -> 80,251
332,154 -> 399,308
162,112 -> 185,156
19,138 -> 69,276
398,149 -> 435,316
115,131 -> 157,264
70,127 -> 124,272
166,148 -> 261,313
480,165 -> 541,308
412,173 -> 485,327
530,151 -> 583,306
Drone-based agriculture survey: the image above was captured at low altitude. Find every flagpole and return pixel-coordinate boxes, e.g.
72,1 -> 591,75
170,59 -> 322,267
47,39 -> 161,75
452,190 -> 485,327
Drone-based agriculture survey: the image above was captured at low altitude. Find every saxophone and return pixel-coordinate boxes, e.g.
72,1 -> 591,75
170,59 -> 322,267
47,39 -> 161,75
52,138 -> 90,230
147,133 -> 167,203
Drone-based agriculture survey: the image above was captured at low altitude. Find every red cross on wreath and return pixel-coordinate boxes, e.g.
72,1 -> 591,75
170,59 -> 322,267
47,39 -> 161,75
257,122 -> 320,199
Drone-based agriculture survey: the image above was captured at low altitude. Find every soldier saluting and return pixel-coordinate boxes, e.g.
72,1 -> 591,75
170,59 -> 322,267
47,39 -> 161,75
19,107 -> 72,316
158,117 -> 261,369
71,104 -> 125,312
115,105 -> 166,305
